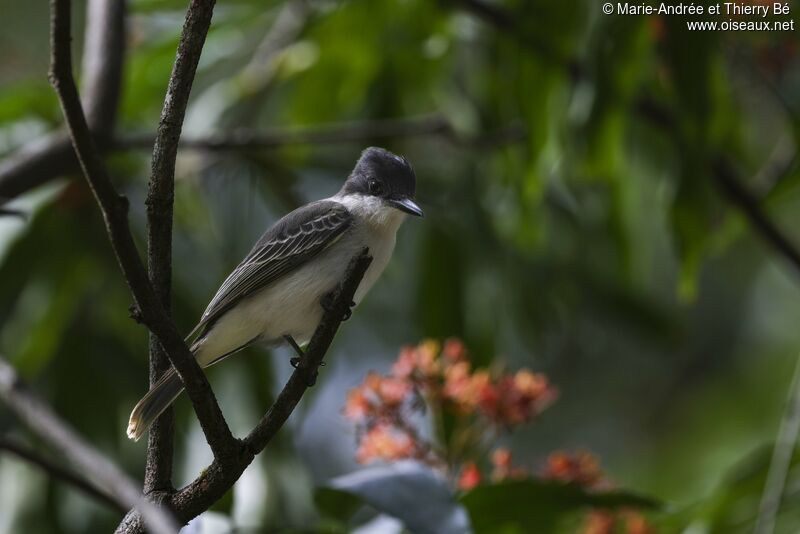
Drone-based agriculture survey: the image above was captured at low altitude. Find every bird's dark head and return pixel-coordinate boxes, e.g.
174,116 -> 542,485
340,147 -> 423,217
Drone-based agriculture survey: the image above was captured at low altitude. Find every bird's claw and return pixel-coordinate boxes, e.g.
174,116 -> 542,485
321,292 -> 355,321
320,291 -> 336,312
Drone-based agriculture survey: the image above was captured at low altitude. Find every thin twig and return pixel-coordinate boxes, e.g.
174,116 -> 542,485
116,250 -> 373,533
0,357 -> 178,534
0,435 -> 124,513
48,0 -> 237,459
448,0 -> 583,79
144,0 -> 218,496
711,159 -> 800,274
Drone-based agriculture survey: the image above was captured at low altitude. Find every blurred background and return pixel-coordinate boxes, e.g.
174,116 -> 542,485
1,0 -> 799,532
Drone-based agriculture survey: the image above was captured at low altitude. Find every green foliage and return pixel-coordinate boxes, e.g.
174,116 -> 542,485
0,0 -> 799,532
460,480 -> 659,534
314,487 -> 363,525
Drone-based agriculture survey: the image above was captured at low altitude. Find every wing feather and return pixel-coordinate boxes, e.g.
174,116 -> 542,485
189,201 -> 352,339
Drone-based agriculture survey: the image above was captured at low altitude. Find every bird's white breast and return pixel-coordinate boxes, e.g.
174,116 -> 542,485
194,195 -> 405,366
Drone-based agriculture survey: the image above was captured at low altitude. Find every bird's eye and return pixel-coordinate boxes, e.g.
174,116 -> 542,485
368,180 -> 384,196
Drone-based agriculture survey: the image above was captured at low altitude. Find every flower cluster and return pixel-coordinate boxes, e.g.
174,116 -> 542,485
343,339 -> 654,534
582,510 -> 654,534
545,451 -> 653,534
543,451 -> 604,488
344,339 -> 557,465
457,447 -> 528,490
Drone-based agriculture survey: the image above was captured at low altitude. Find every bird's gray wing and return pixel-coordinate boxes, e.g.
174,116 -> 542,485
190,200 -> 352,339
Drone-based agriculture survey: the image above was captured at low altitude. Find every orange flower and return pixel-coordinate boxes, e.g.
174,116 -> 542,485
478,371 -> 556,426
457,462 -> 482,490
513,370 -> 549,398
491,447 -> 512,470
442,361 -> 474,409
391,340 -> 441,381
344,373 -> 412,421
473,370 -> 498,413
490,447 -> 512,480
582,510 -> 655,534
582,511 -> 615,534
346,339 -> 562,484
376,376 -> 412,407
343,386 -> 373,421
543,451 -> 603,488
355,424 -> 416,464
392,346 -> 419,379
442,338 -> 467,362
489,447 -> 528,481
622,510 -> 655,534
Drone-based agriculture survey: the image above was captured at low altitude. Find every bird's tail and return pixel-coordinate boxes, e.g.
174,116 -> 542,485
126,369 -> 184,441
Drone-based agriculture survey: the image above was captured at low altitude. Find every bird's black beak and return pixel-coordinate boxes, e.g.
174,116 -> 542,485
389,197 -> 424,217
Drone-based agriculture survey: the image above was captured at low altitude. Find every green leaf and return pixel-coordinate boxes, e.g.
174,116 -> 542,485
319,462 -> 471,534
460,480 -> 659,534
313,487 -> 363,524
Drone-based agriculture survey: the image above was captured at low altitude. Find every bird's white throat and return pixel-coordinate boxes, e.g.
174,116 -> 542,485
333,193 -> 407,234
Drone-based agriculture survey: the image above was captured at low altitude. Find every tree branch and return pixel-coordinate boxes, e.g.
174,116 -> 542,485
0,0 -> 125,203
711,159 -> 800,275
116,249 -> 373,533
447,0 -> 583,79
144,0 -> 218,496
0,435 -> 124,513
80,0 -> 126,137
114,116 -> 527,152
48,0 -> 237,460
0,357 -> 178,534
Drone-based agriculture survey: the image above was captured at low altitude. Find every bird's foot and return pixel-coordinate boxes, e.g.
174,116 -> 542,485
320,291 -> 355,321
306,371 -> 318,387
291,357 -> 321,386
285,335 -> 324,386
291,357 -> 326,369
285,335 -> 304,370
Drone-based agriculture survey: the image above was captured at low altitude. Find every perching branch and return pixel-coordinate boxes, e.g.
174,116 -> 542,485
116,250 -> 373,533
0,357 -> 178,534
48,0 -> 237,460
0,435 -> 124,513
144,0 -> 218,496
49,2 -> 371,529
0,0 -> 125,203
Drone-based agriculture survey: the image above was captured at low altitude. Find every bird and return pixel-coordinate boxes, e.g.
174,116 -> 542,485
126,146 -> 423,441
